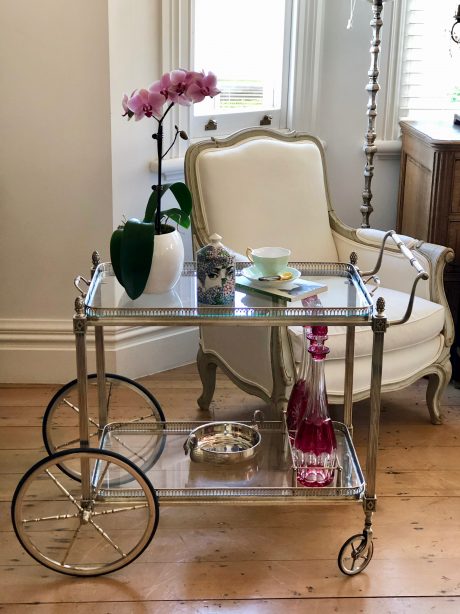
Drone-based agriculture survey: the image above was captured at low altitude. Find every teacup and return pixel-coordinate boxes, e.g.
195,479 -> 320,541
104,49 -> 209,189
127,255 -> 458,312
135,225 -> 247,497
246,246 -> 291,277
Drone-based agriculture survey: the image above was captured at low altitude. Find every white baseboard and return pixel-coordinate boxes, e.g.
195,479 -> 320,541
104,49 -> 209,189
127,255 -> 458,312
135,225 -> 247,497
0,319 -> 199,384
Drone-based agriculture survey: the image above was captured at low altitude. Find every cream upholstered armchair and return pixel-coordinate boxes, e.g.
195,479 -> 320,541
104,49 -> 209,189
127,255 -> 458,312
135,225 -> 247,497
184,128 -> 454,424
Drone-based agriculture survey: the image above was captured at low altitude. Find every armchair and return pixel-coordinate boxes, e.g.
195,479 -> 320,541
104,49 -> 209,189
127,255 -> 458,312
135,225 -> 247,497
185,128 -> 454,424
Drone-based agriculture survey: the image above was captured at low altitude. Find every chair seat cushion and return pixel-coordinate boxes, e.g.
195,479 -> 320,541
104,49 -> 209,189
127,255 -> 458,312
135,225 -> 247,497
290,287 -> 446,395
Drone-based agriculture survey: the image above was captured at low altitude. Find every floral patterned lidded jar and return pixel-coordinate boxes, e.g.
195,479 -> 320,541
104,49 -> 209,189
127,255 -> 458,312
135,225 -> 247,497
196,234 -> 235,305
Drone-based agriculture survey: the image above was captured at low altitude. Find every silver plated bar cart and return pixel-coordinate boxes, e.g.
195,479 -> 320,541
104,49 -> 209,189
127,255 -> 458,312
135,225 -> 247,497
11,231 -> 428,577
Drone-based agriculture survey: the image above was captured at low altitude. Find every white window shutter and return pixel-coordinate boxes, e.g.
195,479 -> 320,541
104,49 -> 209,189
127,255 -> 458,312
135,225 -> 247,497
399,0 -> 460,120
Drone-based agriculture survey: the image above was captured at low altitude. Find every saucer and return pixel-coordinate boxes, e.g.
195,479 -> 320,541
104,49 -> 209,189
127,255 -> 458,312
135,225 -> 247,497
242,266 -> 301,288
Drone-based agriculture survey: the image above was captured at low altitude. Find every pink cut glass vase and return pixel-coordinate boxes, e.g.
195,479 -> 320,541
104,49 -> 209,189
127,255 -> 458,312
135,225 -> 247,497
293,327 -> 337,487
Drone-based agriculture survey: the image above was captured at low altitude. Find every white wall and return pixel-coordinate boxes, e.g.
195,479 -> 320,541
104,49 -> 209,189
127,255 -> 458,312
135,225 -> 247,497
0,0 -> 113,382
0,0 -> 401,383
0,0 -> 113,316
107,0 -> 199,382
316,0 -> 400,231
108,0 -> 161,228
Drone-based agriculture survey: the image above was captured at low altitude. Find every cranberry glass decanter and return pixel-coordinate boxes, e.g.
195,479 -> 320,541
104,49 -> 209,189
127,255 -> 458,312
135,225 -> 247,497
286,326 -> 310,441
293,326 -> 337,487
285,294 -> 324,440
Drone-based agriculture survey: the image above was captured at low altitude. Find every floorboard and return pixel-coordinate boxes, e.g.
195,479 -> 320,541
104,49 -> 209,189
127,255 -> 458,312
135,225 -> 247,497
1,364 -> 460,612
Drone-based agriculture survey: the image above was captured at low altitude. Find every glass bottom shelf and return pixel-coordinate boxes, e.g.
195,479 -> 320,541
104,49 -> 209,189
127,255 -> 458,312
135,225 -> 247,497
98,420 -> 365,503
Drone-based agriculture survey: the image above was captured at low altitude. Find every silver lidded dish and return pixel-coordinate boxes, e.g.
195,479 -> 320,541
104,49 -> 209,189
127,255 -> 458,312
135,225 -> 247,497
184,410 -> 263,465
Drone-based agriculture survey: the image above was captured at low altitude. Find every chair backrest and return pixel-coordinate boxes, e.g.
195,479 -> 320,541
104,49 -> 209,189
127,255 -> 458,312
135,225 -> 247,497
185,129 -> 339,261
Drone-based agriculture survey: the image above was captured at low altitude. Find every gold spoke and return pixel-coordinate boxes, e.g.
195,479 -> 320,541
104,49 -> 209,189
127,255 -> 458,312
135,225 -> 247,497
22,511 -> 80,524
91,503 -> 149,517
89,519 -> 126,557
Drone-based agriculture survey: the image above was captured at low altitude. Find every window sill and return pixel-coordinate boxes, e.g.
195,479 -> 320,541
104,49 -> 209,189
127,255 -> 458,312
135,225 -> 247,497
374,139 -> 402,160
149,158 -> 185,183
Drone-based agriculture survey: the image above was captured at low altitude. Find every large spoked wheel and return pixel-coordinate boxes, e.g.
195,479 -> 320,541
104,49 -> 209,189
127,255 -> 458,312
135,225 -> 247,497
42,374 -> 166,481
12,448 -> 160,576
338,533 -> 374,575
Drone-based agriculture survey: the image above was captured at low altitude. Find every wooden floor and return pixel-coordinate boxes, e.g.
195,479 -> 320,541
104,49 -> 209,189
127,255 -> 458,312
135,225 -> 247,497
1,363 -> 460,613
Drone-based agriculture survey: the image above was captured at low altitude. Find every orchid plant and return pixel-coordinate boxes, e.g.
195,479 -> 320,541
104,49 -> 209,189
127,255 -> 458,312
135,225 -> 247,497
110,69 -> 220,299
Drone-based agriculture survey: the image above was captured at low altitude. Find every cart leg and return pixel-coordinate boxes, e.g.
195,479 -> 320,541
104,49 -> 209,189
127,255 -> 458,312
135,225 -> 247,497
338,298 -> 386,576
343,326 -> 356,434
95,326 -> 108,433
91,251 -> 108,435
74,296 -> 91,501
365,297 -> 387,504
361,297 -> 387,557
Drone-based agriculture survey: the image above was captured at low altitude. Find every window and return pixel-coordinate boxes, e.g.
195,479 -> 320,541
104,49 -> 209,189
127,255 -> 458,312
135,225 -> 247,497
159,0 -> 324,161
190,0 -> 293,138
399,0 -> 460,121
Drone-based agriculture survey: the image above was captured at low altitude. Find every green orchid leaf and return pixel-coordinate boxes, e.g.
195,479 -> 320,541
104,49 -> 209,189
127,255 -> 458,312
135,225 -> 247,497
162,207 -> 191,229
143,181 -> 192,229
144,184 -> 170,223
110,226 -> 125,286
169,182 -> 192,217
121,218 -> 155,300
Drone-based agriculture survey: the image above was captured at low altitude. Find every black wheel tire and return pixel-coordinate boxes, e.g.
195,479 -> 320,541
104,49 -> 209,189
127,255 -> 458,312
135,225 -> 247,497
11,447 -> 160,577
42,373 -> 166,481
338,533 -> 374,575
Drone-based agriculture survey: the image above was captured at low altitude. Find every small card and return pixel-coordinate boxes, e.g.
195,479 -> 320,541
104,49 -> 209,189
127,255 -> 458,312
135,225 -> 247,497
236,276 -> 327,302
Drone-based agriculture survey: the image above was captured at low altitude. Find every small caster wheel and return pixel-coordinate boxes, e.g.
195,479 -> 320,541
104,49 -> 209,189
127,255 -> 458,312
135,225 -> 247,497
338,533 -> 374,575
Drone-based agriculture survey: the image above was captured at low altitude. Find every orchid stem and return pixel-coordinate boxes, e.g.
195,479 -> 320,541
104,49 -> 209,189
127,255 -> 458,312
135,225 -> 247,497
155,123 -> 163,234
154,102 -> 174,235
162,128 -> 179,159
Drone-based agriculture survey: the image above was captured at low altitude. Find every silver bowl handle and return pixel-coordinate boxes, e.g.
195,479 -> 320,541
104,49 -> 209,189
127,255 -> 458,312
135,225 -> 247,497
184,433 -> 198,455
252,409 -> 265,430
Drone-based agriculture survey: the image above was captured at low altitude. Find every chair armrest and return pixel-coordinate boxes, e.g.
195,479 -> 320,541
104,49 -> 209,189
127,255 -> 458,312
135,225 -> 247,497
415,240 -> 455,346
356,228 -> 420,250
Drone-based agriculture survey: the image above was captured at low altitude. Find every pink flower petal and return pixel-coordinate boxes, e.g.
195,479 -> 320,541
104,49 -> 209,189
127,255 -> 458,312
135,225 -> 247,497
160,72 -> 172,89
186,83 -> 205,103
203,72 -> 217,88
170,69 -> 187,85
147,90 -> 166,116
185,70 -> 204,84
127,90 -> 147,118
149,80 -> 161,94
176,94 -> 192,106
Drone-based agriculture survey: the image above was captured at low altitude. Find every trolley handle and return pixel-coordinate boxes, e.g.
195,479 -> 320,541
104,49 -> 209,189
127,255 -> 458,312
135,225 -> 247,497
361,230 -> 428,279
74,275 -> 91,298
360,230 -> 429,327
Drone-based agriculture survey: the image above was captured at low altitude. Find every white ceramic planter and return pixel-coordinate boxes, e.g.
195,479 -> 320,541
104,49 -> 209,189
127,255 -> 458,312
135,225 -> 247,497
143,228 -> 184,294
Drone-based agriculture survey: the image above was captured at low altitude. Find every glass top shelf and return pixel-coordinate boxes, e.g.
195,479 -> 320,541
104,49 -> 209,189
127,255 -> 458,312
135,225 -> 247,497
84,261 -> 374,325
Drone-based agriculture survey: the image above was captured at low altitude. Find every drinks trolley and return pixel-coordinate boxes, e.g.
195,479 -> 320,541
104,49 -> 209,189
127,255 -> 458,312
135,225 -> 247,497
11,232 -> 428,577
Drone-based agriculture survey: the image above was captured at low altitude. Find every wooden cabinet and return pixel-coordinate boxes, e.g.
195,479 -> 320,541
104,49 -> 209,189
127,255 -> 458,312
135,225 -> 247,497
397,120 -> 460,379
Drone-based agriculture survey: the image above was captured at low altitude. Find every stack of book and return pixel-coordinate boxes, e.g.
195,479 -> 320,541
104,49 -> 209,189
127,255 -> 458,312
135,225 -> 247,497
236,276 -> 327,302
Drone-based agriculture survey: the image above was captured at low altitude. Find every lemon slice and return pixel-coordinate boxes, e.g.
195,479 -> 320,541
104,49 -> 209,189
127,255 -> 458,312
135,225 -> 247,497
279,272 -> 293,281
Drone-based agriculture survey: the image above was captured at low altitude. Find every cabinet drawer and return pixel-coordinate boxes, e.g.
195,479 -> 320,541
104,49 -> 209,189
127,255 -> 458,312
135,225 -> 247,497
400,155 -> 432,241
447,220 -> 460,264
452,159 -> 460,215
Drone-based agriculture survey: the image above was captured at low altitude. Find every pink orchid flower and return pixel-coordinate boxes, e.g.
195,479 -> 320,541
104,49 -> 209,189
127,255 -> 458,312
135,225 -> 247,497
122,93 -> 131,116
123,70 -> 220,122
149,72 -> 173,101
126,88 -> 166,120
165,69 -> 193,106
186,71 -> 221,103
